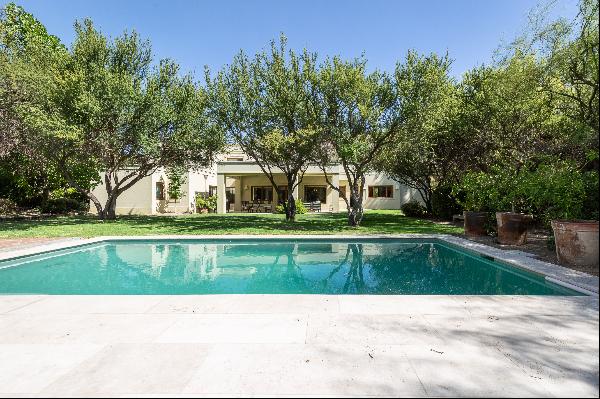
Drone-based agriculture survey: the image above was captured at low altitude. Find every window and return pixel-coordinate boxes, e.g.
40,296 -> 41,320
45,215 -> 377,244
338,185 -> 347,199
277,186 -> 289,204
304,186 -> 327,203
226,157 -> 244,161
225,187 -> 235,211
155,182 -> 165,200
252,186 -> 273,202
209,185 -> 217,197
368,185 -> 393,198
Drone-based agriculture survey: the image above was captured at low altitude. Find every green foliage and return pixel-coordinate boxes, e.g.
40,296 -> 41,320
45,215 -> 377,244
166,168 -> 186,201
431,186 -> 462,219
400,201 -> 428,218
207,35 -> 320,221
377,51 -> 460,213
276,199 -> 307,215
582,171 -> 599,220
2,10 -> 224,219
314,56 -> 398,226
195,195 -> 217,211
455,162 -> 590,225
40,198 -> 84,214
0,198 -> 17,214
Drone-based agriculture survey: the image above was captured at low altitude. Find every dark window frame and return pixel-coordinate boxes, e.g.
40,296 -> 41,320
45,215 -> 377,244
251,186 -> 273,202
277,185 -> 289,204
368,185 -> 394,198
155,182 -> 165,200
304,185 -> 327,203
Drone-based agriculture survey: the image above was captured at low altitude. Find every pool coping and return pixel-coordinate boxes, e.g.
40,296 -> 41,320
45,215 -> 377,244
0,234 -> 597,296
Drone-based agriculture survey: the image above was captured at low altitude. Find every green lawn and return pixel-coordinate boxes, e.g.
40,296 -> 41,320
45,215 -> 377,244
0,211 -> 462,238
0,210 -> 463,238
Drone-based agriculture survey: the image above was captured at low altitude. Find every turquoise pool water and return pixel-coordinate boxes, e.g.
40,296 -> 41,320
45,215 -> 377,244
0,239 -> 579,295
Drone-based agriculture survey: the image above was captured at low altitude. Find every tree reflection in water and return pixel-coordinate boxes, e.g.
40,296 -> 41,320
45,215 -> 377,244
0,241 -> 572,295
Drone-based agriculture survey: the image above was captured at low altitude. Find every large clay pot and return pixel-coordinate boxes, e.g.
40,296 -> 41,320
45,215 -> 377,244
464,211 -> 488,237
496,212 -> 533,245
551,220 -> 599,269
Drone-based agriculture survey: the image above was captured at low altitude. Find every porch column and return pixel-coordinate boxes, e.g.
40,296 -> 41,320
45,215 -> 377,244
234,176 -> 242,212
331,173 -> 340,213
216,174 -> 226,214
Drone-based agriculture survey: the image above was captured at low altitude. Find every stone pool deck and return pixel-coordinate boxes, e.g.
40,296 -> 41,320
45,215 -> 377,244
0,294 -> 598,397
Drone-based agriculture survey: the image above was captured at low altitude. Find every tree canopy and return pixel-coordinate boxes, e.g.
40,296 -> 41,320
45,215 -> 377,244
207,35 -> 321,221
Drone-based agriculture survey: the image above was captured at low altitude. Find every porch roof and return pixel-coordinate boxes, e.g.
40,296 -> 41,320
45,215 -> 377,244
217,161 -> 340,176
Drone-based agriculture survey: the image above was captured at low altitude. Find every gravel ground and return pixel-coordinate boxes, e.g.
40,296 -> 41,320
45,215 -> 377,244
457,226 -> 599,277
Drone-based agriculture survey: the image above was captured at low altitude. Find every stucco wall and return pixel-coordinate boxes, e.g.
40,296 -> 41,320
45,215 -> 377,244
90,171 -> 154,215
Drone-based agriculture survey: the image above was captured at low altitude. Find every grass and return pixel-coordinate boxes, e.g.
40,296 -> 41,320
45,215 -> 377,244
0,210 -> 463,238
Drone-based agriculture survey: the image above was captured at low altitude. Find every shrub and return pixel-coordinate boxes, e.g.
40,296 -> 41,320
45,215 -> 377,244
582,171 -> 599,221
275,199 -> 307,214
0,198 -> 18,215
454,162 -> 589,226
40,198 -> 83,214
431,185 -> 462,219
401,200 -> 428,217
195,195 -> 217,211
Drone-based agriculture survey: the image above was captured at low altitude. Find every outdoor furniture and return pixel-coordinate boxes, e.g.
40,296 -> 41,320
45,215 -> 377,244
303,201 -> 322,212
241,201 -> 251,212
311,201 -> 321,212
249,202 -> 260,213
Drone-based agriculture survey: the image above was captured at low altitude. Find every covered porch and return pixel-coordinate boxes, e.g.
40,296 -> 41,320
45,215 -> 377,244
215,162 -> 344,214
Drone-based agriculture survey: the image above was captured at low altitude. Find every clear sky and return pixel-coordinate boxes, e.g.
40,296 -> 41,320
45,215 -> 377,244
3,0 -> 579,79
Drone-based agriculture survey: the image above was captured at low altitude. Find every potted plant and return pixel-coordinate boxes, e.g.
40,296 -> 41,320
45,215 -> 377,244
491,167 -> 534,246
551,220 -> 599,268
453,174 -> 491,237
195,195 -> 217,214
496,211 -> 533,245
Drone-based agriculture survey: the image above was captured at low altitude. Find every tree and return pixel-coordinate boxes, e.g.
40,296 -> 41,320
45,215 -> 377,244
512,0 -> 598,148
207,35 -> 321,221
313,57 -> 399,226
0,3 -> 93,207
376,51 -> 460,214
6,17 -> 224,219
166,166 -> 186,202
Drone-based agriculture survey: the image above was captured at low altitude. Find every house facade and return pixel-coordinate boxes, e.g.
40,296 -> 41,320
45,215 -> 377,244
214,146 -> 418,214
89,146 -> 419,215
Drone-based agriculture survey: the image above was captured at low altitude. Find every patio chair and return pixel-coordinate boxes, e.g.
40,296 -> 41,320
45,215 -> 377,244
311,201 -> 321,212
241,201 -> 252,213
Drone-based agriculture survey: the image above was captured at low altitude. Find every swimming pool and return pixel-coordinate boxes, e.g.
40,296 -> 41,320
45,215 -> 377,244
0,239 -> 580,295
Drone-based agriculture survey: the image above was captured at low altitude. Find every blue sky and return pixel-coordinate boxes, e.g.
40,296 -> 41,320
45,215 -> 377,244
4,0 -> 578,78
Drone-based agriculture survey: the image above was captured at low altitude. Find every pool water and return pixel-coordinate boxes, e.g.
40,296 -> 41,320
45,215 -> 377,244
0,239 -> 579,295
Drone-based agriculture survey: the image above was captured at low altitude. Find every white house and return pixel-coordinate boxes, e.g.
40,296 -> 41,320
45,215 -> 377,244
89,146 -> 419,215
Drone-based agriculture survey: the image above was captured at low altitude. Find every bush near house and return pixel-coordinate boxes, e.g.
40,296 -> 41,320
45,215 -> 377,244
400,201 -> 428,218
195,195 -> 217,212
276,200 -> 307,215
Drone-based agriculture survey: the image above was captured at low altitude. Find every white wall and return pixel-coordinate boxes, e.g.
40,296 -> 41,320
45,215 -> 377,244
89,170 -> 154,215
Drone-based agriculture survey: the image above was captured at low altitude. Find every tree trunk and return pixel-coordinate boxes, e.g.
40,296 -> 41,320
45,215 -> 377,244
104,195 -> 117,220
286,183 -> 296,222
346,182 -> 364,227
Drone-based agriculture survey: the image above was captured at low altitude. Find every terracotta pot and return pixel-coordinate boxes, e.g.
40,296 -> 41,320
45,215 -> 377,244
496,212 -> 533,245
551,220 -> 599,268
463,211 -> 488,237
199,208 -> 208,214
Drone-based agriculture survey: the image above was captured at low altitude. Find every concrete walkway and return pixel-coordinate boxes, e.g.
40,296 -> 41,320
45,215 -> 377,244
0,294 -> 597,397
